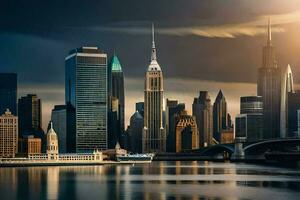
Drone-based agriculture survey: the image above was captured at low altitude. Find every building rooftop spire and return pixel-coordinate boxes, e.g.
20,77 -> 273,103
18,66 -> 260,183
267,17 -> 272,46
151,23 -> 157,61
50,121 -> 53,130
216,90 -> 225,101
111,54 -> 122,72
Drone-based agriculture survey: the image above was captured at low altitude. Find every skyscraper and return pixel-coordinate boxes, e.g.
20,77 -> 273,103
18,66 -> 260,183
288,91 -> 300,137
143,24 -> 166,153
51,105 -> 67,153
18,94 -> 43,137
136,102 -> 144,118
0,73 -> 17,115
213,90 -> 227,142
175,111 -> 199,152
257,19 -> 281,139
236,96 -> 264,142
65,47 -> 108,152
108,97 -> 119,148
193,91 -> 213,147
280,64 -> 294,138
166,99 -> 185,152
109,54 -> 125,146
129,111 -> 144,153
0,109 -> 18,158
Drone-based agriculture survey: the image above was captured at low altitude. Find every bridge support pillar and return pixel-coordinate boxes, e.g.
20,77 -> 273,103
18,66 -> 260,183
232,137 -> 245,160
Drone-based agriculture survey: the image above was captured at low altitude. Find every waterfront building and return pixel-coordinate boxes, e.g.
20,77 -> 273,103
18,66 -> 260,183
128,111 -> 143,153
175,111 -> 199,152
280,64 -> 294,138
18,94 -> 43,137
19,135 -> 41,156
193,91 -> 213,147
109,55 -> 125,148
236,96 -> 264,142
46,122 -> 59,160
136,102 -> 144,118
288,91 -> 300,137
257,19 -> 281,139
65,47 -> 108,152
166,99 -> 185,152
51,105 -> 67,153
0,109 -> 18,158
27,122 -> 104,162
213,90 -> 228,142
0,73 -> 17,115
143,24 -> 166,153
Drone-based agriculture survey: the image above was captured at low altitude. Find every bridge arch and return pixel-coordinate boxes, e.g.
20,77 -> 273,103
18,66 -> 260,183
199,144 -> 234,158
244,138 -> 300,156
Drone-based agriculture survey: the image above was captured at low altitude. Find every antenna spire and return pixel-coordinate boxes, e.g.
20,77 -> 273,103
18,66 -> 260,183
152,23 -> 155,48
267,17 -> 272,45
151,23 -> 157,61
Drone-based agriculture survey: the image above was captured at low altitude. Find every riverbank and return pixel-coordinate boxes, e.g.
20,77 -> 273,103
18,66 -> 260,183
0,160 -> 151,167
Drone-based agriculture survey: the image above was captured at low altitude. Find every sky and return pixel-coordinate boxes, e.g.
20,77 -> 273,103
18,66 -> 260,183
1,0 -> 300,130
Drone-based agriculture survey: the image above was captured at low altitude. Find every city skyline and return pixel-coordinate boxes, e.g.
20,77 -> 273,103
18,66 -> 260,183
2,1 -> 300,131
1,2 -> 300,199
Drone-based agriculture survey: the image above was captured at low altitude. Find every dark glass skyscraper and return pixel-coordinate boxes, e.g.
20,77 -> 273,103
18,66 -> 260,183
18,94 -> 42,137
213,90 -> 227,142
288,91 -> 300,137
108,54 -> 125,148
136,102 -> 144,118
236,96 -> 264,141
257,19 -> 281,139
65,47 -> 108,152
0,73 -> 17,115
129,111 -> 144,153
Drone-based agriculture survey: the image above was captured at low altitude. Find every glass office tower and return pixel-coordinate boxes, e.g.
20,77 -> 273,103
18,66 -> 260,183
65,47 -> 108,153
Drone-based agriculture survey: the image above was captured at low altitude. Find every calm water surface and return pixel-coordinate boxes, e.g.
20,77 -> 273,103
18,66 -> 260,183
0,161 -> 299,200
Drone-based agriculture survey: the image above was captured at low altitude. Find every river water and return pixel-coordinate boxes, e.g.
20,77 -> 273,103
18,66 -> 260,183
0,161 -> 299,200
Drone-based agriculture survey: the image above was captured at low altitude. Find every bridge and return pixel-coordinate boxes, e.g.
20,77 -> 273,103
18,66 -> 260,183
188,138 -> 300,160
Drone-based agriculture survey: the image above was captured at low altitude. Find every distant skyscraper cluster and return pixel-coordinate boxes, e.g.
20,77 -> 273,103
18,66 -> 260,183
1,20 -> 300,158
235,19 -> 300,143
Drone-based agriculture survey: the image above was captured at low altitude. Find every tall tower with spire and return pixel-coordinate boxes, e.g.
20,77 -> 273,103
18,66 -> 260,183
142,24 -> 166,153
257,19 -> 281,139
280,64 -> 294,138
108,53 -> 125,148
213,90 -> 228,142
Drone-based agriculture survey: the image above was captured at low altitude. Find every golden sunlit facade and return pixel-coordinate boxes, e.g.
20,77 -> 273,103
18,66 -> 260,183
143,25 -> 166,153
0,109 -> 18,158
175,111 -> 199,152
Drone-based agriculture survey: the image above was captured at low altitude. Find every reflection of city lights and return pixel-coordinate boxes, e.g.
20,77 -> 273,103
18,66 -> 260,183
47,167 -> 59,200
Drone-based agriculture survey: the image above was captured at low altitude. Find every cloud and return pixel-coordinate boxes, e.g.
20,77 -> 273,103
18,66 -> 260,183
93,10 -> 300,38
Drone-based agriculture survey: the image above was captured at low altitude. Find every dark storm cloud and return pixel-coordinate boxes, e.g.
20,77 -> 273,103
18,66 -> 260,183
1,0 -> 300,85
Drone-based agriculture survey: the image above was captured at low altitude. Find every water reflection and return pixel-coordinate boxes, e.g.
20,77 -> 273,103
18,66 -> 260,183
0,161 -> 299,200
